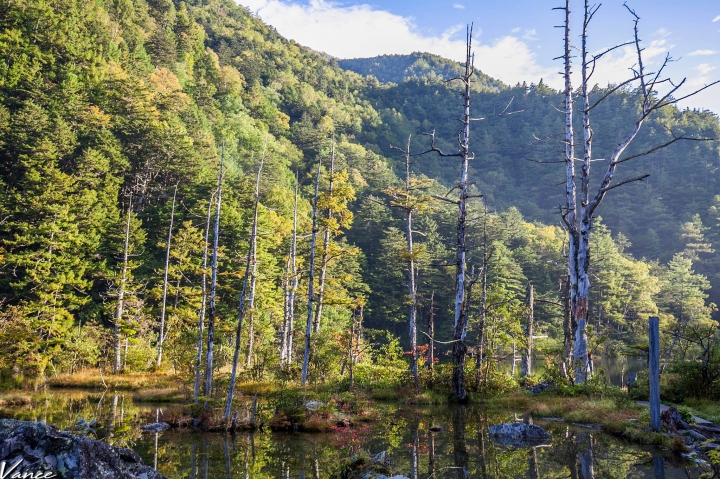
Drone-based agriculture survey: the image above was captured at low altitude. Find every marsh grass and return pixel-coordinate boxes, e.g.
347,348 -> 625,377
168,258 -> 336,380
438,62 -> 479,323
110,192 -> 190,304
481,389 -> 675,446
48,370 -> 178,390
0,392 -> 32,407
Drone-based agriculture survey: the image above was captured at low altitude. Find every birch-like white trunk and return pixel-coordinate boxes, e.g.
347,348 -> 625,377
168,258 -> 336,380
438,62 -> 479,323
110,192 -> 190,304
225,148 -> 264,421
521,283 -> 534,378
450,28 -> 474,402
313,137 -> 334,333
281,175 -> 300,366
113,195 -> 133,373
193,194 -> 213,402
558,0 -> 579,381
401,137 -> 419,393
156,183 -> 178,367
204,144 -> 224,398
301,159 -> 322,387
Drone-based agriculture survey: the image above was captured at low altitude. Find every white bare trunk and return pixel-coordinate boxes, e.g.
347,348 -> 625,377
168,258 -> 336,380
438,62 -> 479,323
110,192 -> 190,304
113,194 -> 133,373
313,136 -> 335,333
156,183 -> 178,367
205,144 -> 224,398
450,28 -> 474,402
521,283 -> 534,378
282,175 -> 300,366
226,145 -> 265,421
302,159 -> 322,387
193,194 -> 213,402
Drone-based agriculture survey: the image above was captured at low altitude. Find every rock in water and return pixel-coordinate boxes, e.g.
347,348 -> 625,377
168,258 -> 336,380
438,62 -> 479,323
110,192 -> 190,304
140,423 -> 170,433
0,419 -> 166,478
489,423 -> 552,447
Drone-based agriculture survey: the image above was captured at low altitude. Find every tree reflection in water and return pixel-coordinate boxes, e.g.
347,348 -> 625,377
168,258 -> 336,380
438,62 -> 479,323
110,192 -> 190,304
0,391 -> 709,478
452,405 -> 470,479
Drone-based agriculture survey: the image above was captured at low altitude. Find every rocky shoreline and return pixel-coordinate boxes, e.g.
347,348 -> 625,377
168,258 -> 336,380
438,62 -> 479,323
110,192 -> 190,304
0,419 -> 165,479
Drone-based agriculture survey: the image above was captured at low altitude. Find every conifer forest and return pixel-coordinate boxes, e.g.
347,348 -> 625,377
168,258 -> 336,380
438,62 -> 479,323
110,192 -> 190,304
2,0 -> 720,476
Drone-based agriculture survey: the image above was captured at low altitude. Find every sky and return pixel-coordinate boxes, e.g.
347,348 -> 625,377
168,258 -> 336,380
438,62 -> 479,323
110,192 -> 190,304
239,0 -> 720,115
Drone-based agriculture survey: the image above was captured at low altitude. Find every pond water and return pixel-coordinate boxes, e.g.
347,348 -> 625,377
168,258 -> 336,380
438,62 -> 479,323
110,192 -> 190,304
0,389 -> 707,478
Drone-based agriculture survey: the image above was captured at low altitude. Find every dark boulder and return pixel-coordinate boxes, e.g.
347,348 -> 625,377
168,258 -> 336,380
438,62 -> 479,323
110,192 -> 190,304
139,423 -> 170,433
489,423 -> 552,447
0,419 -> 166,478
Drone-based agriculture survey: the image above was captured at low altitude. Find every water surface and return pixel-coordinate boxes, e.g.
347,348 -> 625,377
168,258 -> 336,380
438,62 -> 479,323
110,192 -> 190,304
0,390 -> 705,478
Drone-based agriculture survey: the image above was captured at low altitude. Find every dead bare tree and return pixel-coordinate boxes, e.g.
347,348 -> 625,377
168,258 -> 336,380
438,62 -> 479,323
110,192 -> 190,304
156,182 -> 178,367
112,193 -> 134,374
204,143 -> 224,399
425,25 -> 475,402
386,135 -> 434,393
226,146 -> 265,421
280,173 -> 300,366
193,192 -> 214,403
302,158 -> 322,387
521,282 -> 534,379
556,1 -> 718,383
313,133 -> 335,333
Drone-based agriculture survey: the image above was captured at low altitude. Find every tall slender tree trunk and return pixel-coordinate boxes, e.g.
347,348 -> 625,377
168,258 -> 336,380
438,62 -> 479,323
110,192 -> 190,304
347,306 -> 360,392
556,0 -> 580,382
521,283 -> 534,379
113,194 -> 133,373
244,256 -> 258,368
574,0 -> 595,383
562,275 -> 574,380
225,148 -> 264,421
301,159 -> 322,387
157,183 -> 178,367
449,27 -> 475,403
427,292 -> 435,372
286,174 -> 300,366
281,256 -> 291,365
397,136 -> 420,393
475,206 -> 488,386
205,143 -> 224,398
313,135 -> 335,333
194,194 -> 213,403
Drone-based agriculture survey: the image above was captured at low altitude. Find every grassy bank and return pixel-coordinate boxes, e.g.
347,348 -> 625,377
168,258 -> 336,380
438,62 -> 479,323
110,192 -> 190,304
46,370 -> 180,390
1,371 -> 710,451
483,390 -> 678,447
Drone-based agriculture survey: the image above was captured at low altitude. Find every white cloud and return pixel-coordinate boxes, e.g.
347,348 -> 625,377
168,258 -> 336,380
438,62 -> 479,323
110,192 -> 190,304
511,27 -> 521,33
523,29 -> 538,41
581,39 -> 673,88
239,0 -> 557,85
688,49 -> 719,56
453,3 -> 464,9
713,15 -> 720,22
694,63 -> 717,76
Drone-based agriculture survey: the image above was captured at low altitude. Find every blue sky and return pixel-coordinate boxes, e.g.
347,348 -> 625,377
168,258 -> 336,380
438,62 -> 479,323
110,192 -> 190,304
240,0 -> 720,114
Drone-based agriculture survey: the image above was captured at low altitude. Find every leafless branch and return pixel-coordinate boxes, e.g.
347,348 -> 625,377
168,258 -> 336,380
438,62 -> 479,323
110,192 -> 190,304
584,74 -> 648,112
432,195 -> 460,205
600,173 -> 650,193
615,135 -> 715,164
423,130 -> 461,158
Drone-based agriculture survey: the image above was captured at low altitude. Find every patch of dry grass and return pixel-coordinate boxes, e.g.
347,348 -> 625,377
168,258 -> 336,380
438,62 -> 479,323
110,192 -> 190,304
486,390 -> 672,447
0,392 -> 32,407
47,370 -> 178,390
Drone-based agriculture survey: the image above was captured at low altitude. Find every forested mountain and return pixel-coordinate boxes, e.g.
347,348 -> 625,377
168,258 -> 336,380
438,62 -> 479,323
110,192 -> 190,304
0,0 -> 717,389
342,53 -> 720,305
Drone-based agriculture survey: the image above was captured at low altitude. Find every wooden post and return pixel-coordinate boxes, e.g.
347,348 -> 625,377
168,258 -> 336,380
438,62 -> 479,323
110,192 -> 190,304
649,316 -> 661,432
